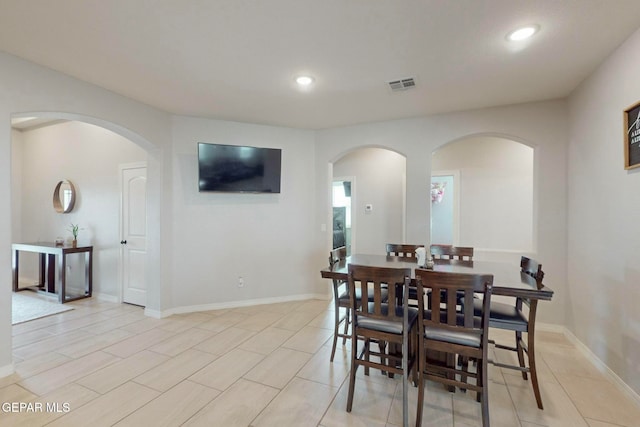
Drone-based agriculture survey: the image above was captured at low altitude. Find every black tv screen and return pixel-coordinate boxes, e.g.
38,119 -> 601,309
198,142 -> 282,193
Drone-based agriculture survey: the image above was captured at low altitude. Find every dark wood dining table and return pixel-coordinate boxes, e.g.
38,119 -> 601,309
320,253 -> 553,301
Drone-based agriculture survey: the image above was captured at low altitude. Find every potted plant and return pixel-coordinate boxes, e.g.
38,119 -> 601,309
69,223 -> 79,247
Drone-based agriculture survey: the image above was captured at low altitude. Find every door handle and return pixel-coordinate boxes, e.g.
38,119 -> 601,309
120,240 -> 127,245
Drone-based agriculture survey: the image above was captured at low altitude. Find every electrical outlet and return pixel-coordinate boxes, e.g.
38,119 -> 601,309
238,276 -> 244,288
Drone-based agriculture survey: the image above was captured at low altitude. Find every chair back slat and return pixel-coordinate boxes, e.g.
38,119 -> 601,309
415,269 -> 492,337
385,243 -> 424,260
430,244 -> 474,261
329,246 -> 347,266
519,256 -> 545,309
520,256 -> 544,283
348,264 -> 409,323
329,246 -> 349,307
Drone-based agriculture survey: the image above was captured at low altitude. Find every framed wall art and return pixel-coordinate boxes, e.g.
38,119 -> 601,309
624,101 -> 640,170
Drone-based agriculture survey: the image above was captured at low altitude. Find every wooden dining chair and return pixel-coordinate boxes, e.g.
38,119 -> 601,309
328,246 -> 350,362
475,256 -> 545,409
430,244 -> 474,261
385,243 -> 424,307
385,243 -> 424,260
328,246 -> 390,362
429,245 -> 474,310
415,269 -> 493,427
346,264 -> 418,427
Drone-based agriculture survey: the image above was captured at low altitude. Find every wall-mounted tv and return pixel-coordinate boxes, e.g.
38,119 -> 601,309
198,142 -> 282,193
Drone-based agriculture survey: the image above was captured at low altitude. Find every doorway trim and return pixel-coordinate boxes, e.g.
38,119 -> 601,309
10,111 -> 162,314
332,175 -> 356,254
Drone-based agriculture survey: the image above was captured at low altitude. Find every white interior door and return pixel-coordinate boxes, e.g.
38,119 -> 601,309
120,163 -> 147,306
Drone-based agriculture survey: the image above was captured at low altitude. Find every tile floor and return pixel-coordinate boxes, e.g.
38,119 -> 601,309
2,297 -> 640,426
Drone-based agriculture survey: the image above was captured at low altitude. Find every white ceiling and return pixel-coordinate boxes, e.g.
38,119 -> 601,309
1,0 -> 640,130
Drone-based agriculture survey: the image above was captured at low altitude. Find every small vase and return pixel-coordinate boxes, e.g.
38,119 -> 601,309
72,239 -> 77,248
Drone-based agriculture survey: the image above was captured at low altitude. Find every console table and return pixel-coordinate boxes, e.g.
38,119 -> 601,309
12,242 -> 93,304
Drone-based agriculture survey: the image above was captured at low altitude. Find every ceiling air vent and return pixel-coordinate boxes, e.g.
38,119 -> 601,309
388,77 -> 416,92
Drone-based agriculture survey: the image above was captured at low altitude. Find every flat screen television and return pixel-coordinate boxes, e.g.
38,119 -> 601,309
198,142 -> 282,193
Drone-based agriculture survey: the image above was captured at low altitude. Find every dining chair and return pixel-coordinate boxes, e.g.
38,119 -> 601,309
475,256 -> 545,409
415,269 -> 493,427
328,246 -> 349,362
328,247 -> 390,362
346,264 -> 418,427
430,244 -> 474,261
385,243 -> 424,307
429,245 -> 474,310
385,243 -> 424,260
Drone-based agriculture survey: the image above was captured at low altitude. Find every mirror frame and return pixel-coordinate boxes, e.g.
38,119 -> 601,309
53,180 -> 76,213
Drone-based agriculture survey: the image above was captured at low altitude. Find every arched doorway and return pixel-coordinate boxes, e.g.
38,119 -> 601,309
10,113 -> 157,308
431,135 -> 535,258
332,147 -> 407,255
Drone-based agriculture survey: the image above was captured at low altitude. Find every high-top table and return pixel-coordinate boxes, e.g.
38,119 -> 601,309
12,242 -> 93,304
320,254 -> 553,300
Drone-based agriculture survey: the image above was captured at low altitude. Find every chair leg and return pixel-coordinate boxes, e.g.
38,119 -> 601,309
416,344 -> 424,427
527,331 -> 544,410
380,340 -> 389,376
479,361 -> 490,427
402,331 -> 410,427
446,353 -> 456,392
342,308 -> 350,345
347,335 -> 358,412
330,306 -> 340,362
516,331 -> 527,380
460,355 -> 469,392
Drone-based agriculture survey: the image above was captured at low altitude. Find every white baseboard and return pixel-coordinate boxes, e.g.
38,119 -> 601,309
93,293 -> 119,303
536,322 -> 566,334
0,363 -> 14,379
152,293 -> 328,318
144,308 -> 162,319
538,323 -> 640,409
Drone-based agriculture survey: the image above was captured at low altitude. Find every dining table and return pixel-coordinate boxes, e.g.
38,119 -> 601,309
320,253 -> 554,301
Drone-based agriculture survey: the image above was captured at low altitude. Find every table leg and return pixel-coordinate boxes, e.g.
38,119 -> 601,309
85,249 -> 93,297
12,249 -> 19,292
59,253 -> 66,303
46,254 -> 56,293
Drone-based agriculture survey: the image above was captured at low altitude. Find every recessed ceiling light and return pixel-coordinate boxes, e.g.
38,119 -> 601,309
295,76 -> 314,86
507,25 -> 539,41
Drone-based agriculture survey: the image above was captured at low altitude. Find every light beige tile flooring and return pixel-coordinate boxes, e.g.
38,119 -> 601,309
2,297 -> 640,426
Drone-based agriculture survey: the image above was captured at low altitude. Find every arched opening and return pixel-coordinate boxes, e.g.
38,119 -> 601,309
431,135 -> 535,258
10,113 -> 157,311
332,147 -> 407,255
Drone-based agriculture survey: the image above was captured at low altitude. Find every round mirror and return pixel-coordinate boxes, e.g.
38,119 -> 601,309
53,180 -> 76,213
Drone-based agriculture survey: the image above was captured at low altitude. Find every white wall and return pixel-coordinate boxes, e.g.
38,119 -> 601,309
567,28 -> 640,394
14,121 -> 147,298
169,116 -> 319,309
11,129 -> 23,244
432,136 -> 534,252
333,147 -> 406,254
